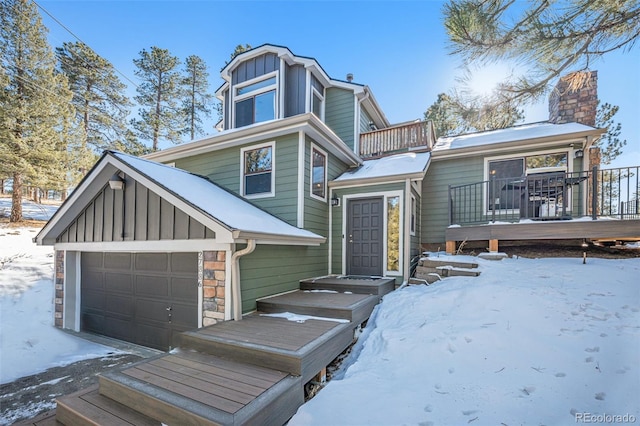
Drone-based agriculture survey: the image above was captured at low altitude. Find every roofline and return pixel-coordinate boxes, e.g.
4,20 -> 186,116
329,155 -> 431,188
431,127 -> 605,160
144,113 -> 362,166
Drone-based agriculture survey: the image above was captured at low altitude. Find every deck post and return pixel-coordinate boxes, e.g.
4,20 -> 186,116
489,239 -> 499,253
446,240 -> 456,254
591,166 -> 598,220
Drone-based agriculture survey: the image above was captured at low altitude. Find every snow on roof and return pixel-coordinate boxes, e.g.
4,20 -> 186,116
333,151 -> 431,182
434,122 -> 599,151
112,152 -> 323,242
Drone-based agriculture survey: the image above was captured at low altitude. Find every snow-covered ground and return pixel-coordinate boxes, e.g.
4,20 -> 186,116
1,214 -> 639,424
0,197 -> 59,222
291,255 -> 640,425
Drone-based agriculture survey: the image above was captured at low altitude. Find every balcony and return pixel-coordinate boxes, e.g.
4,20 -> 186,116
359,120 -> 434,158
445,166 -> 640,252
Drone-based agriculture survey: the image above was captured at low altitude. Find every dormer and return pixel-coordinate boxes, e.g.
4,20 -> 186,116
216,44 -> 389,153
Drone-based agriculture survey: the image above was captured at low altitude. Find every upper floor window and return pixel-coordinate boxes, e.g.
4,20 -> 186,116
234,74 -> 276,128
310,145 -> 327,201
241,142 -> 275,198
311,87 -> 324,120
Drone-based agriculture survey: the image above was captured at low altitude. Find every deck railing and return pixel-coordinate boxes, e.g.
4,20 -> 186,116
448,166 -> 640,225
359,120 -> 434,158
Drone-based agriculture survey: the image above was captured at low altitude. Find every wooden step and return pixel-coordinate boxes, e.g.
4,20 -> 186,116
257,290 -> 378,325
299,275 -> 395,299
55,384 -> 159,426
419,258 -> 479,269
415,265 -> 481,277
412,270 -> 442,284
180,313 -> 354,383
98,350 -> 302,426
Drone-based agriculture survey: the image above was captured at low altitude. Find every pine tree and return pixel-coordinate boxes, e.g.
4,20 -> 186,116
0,0 -> 76,221
131,47 -> 183,151
182,55 -> 212,140
56,41 -> 133,153
443,0 -> 640,103
595,102 -> 627,165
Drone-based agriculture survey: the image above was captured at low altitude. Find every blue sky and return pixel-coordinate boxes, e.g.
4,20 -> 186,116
38,0 -> 639,166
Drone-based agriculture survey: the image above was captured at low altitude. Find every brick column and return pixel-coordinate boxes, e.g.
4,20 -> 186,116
54,250 -> 64,327
202,251 -> 226,326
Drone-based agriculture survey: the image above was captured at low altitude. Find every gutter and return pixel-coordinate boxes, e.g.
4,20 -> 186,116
231,239 -> 256,321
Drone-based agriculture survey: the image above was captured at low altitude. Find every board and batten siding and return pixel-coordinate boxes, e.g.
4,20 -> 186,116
57,178 -> 215,243
284,64 -> 306,118
421,156 -> 484,244
173,133 -> 301,227
231,52 -> 279,85
324,87 -> 355,151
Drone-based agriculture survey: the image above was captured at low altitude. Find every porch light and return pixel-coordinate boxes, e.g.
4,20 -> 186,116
109,173 -> 125,190
331,197 -> 340,207
574,149 -> 584,159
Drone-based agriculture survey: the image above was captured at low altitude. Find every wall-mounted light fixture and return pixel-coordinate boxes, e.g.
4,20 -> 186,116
331,197 -> 340,207
574,149 -> 584,159
109,173 -> 125,190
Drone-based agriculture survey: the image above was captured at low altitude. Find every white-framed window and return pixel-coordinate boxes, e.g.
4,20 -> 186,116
410,194 -> 416,236
240,142 -> 275,198
485,150 -> 570,213
310,144 -> 327,201
234,73 -> 277,128
311,87 -> 324,120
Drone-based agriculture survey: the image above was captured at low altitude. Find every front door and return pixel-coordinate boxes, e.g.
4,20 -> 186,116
346,197 -> 384,276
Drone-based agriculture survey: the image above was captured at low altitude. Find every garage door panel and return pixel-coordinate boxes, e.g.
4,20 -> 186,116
82,271 -> 104,290
171,277 -> 197,301
81,312 -> 104,334
170,302 -> 196,328
135,253 -> 168,272
104,252 -> 132,269
104,272 -> 133,293
105,317 -> 135,341
136,275 -> 169,297
105,294 -> 134,318
171,252 -> 197,273
82,290 -> 106,310
136,323 -> 169,350
136,298 -> 170,323
82,252 -> 103,268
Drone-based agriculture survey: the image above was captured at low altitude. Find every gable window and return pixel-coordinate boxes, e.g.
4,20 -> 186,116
241,142 -> 274,197
310,145 -> 327,201
311,88 -> 324,120
234,75 -> 276,128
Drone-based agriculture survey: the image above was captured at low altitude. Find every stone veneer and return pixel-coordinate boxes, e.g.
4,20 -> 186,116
54,250 -> 64,327
202,251 -> 226,326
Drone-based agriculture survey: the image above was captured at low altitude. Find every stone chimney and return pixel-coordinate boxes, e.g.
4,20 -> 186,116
548,70 -> 598,126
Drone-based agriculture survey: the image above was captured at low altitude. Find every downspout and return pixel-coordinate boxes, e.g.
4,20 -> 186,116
231,239 -> 256,321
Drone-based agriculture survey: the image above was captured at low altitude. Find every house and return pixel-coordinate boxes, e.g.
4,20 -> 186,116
36,45 -> 639,352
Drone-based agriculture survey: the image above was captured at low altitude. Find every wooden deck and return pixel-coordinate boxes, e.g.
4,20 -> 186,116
45,277 -> 394,426
445,218 -> 640,253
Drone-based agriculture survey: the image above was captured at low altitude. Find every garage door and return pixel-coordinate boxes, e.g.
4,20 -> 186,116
81,252 -> 198,351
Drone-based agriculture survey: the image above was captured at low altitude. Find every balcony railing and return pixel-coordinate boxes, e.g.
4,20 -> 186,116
448,166 -> 640,226
359,120 -> 434,158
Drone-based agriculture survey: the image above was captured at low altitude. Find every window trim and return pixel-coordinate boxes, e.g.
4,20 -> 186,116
311,87 -> 325,120
483,148 -> 572,214
240,141 -> 276,199
232,71 -> 278,128
309,143 -> 328,202
410,194 -> 416,236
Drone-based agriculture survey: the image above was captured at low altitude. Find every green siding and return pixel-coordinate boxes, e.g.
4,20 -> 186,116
325,88 -> 355,150
360,108 -> 372,133
173,133 -> 300,226
239,244 -> 328,313
421,156 -> 484,244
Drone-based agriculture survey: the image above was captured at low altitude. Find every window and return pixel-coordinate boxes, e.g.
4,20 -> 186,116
410,195 -> 416,236
234,75 -> 276,128
311,88 -> 324,119
387,196 -> 400,272
241,143 -> 274,197
310,145 -> 327,200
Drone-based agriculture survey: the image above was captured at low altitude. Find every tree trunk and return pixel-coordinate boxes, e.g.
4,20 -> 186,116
10,172 -> 23,222
0,179 -> 4,195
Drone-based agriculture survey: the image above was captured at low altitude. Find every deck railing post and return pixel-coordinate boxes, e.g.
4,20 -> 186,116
448,184 -> 453,225
591,166 -> 598,220
491,176 -> 496,223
